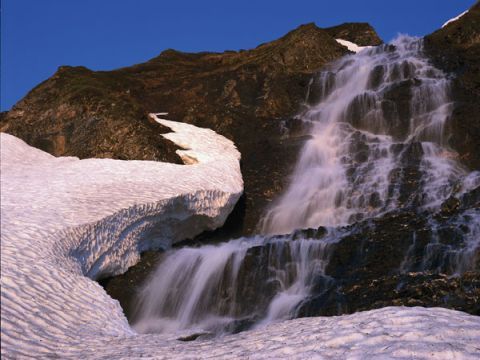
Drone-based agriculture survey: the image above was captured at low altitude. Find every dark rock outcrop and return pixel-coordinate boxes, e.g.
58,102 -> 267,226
98,251 -> 161,320
1,68 -> 182,163
299,185 -> 480,317
0,111 -> 7,123
299,272 -> 480,317
1,23 -> 382,235
325,23 -> 383,46
424,2 -> 480,170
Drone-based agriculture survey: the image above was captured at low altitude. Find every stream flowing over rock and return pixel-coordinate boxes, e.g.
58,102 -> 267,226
129,35 -> 480,335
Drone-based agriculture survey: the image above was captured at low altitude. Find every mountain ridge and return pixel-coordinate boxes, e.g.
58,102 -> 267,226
1,21 -> 381,235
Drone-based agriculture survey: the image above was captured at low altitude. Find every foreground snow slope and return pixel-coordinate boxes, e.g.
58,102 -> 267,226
1,116 -> 479,359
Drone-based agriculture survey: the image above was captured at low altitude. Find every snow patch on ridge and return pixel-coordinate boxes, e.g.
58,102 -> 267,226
336,38 -> 372,53
442,10 -> 469,28
1,116 -> 480,358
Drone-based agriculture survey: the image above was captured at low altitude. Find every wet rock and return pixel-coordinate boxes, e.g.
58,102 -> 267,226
326,211 -> 423,280
458,185 -> 480,210
306,72 -> 336,105
368,192 -> 382,208
99,251 -> 162,319
296,278 -> 344,317
367,65 -> 385,90
297,184 -> 480,318
440,196 -> 461,215
330,272 -> 480,316
381,80 -> 416,139
232,244 -> 280,317
292,226 -> 327,240
104,185 -> 479,326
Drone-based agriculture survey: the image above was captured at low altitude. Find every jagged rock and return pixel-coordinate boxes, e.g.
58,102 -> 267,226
0,22 -> 382,235
6,11 -> 478,331
292,226 -> 328,240
459,185 -> 480,209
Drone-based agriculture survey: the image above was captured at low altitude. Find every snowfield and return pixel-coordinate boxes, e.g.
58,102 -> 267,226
1,116 -> 479,359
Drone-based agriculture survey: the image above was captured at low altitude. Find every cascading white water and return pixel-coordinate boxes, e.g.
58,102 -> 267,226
260,35 -> 468,235
133,234 -> 335,334
133,238 -> 254,334
133,35 -> 480,336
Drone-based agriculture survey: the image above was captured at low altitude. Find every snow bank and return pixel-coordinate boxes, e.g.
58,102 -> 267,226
1,115 -> 480,359
336,38 -> 372,53
442,10 -> 469,28
1,115 -> 243,357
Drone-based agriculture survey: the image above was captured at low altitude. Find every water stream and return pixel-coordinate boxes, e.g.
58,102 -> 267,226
132,36 -> 480,335
261,36 -> 463,234
133,234 -> 336,334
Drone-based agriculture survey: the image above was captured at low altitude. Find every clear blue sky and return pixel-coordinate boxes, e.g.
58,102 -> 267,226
1,0 -> 476,111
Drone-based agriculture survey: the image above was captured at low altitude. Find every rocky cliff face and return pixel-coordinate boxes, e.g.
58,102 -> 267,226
1,22 -> 381,235
424,2 -> 480,170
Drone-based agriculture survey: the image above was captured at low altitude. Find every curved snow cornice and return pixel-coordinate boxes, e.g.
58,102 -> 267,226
1,115 -> 479,358
0,115 -> 243,357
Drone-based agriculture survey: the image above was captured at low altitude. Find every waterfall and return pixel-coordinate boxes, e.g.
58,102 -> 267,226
132,233 -> 336,334
259,35 -> 472,235
132,35 -> 479,336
